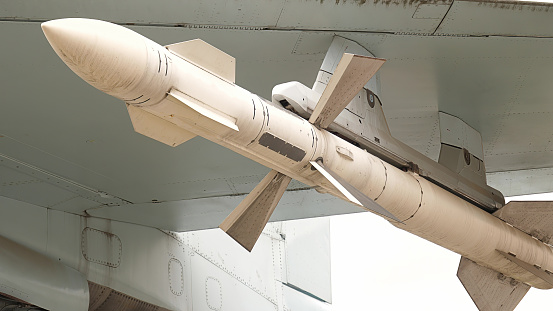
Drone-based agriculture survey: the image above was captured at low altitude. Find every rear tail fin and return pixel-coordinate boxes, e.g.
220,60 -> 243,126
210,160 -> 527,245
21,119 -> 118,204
493,201 -> 553,245
457,200 -> 553,311
457,256 -> 530,311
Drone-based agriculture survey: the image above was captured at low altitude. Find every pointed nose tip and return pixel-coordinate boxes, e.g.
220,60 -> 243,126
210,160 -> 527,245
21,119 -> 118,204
42,18 -> 113,55
41,19 -> 77,52
41,18 -> 149,97
40,19 -> 62,34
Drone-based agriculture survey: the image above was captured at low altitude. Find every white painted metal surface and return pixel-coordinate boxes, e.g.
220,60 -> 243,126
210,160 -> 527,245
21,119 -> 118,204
127,103 -> 197,147
166,39 -> 235,83
220,169 -> 291,251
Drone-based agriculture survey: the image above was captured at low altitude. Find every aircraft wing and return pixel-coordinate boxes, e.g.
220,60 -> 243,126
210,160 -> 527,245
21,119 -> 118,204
2,0 -> 553,233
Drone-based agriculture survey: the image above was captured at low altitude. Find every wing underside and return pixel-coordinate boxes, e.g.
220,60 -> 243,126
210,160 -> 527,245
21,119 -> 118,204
2,0 -> 553,228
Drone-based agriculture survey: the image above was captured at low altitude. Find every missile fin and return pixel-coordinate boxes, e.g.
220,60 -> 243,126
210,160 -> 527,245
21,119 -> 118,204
457,256 -> 530,311
309,160 -> 400,222
308,53 -> 385,129
166,39 -> 235,83
220,170 -> 291,252
167,89 -> 239,132
493,201 -> 553,245
497,250 -> 553,287
127,104 -> 196,147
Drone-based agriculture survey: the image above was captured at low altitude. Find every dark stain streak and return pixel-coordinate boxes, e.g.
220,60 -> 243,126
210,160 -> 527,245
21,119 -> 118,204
164,54 -> 168,76
468,0 -> 551,12
133,98 -> 151,105
157,50 -> 161,73
262,104 -> 266,120
323,0 -> 451,7
123,94 -> 143,102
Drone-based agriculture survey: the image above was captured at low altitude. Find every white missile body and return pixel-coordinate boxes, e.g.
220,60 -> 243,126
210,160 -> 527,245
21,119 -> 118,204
43,19 -> 553,289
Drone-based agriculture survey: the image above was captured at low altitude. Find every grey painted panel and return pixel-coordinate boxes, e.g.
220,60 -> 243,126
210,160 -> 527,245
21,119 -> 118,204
78,217 -> 191,310
86,189 -> 363,232
1,0 -> 451,33
0,204 -> 193,310
0,152 -> 117,212
190,248 -> 277,311
0,196 -> 48,254
283,218 -> 332,303
488,168 -> 553,197
0,0 -> 286,27
0,165 -> 78,208
185,228 -> 280,305
437,0 -> 553,37
342,33 -> 553,181
0,234 -> 89,311
46,209 -> 85,268
276,0 -> 450,33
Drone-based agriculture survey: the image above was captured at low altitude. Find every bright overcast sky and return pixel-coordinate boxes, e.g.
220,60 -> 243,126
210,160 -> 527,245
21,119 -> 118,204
330,193 -> 553,310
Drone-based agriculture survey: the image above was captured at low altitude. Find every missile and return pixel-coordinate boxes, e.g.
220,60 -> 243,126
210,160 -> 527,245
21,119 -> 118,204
43,18 -> 553,291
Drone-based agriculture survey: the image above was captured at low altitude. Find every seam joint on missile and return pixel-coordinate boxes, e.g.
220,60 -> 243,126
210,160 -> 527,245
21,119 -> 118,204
374,160 -> 387,201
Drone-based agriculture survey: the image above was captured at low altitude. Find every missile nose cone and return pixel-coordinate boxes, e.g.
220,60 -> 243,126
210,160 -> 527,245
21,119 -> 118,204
42,18 -> 149,98
41,19 -> 72,45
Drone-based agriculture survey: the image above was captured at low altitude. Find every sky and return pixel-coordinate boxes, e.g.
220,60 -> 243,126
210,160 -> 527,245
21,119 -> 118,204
330,193 -> 553,310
